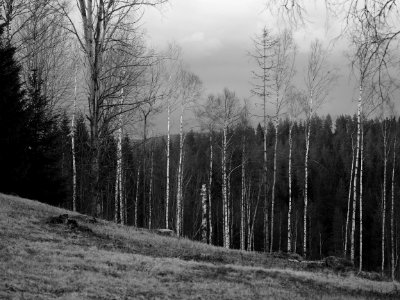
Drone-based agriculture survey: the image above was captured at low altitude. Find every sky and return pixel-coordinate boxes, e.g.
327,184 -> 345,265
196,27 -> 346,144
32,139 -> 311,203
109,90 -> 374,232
140,0 -> 363,133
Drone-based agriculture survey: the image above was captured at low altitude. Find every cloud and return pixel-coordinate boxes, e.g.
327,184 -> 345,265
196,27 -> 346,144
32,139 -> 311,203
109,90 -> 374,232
181,32 -> 222,56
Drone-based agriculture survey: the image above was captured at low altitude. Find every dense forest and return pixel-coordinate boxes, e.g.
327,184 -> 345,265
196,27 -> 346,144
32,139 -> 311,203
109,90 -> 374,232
1,0 -> 400,281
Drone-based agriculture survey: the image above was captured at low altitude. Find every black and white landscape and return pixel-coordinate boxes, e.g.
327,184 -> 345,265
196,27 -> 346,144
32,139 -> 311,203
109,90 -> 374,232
1,1 -> 400,299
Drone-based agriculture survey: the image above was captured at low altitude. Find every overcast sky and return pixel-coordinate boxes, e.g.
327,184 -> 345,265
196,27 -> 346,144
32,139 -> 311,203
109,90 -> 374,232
141,0 -> 366,133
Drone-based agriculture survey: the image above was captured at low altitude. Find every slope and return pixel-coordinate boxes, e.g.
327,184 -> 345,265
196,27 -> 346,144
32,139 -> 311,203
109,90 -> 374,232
0,193 -> 399,299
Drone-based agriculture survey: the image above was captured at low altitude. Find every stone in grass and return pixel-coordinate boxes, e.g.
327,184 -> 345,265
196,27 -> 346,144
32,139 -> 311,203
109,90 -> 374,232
46,214 -> 69,224
155,229 -> 175,236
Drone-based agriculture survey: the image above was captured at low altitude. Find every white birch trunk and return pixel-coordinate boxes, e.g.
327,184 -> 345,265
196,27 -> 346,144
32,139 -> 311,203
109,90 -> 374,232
149,151 -> 154,230
271,120 -> 278,253
359,124 -> 364,272
201,184 -> 207,243
72,67 -> 77,212
304,116 -> 311,257
208,131 -> 213,245
118,90 -> 124,225
166,102 -> 171,229
222,125 -> 229,248
345,138 -> 355,257
288,122 -> 293,252
115,89 -> 124,224
240,137 -> 246,251
176,105 -> 184,236
264,123 -> 269,252
351,84 -> 362,263
391,139 -> 396,280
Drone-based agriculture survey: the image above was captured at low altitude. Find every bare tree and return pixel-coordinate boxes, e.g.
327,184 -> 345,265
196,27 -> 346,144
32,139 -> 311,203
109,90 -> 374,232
201,90 -> 242,248
250,26 -> 275,252
391,136 -> 396,280
269,29 -> 296,253
175,69 -> 202,237
57,0 -> 166,216
286,86 -> 304,252
302,40 -> 335,257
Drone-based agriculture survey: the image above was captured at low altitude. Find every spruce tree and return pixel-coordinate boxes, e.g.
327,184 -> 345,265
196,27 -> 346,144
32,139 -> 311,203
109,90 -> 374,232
0,24 -> 29,194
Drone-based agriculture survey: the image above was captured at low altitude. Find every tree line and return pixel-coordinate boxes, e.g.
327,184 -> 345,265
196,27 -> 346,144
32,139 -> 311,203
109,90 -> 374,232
1,0 -> 400,280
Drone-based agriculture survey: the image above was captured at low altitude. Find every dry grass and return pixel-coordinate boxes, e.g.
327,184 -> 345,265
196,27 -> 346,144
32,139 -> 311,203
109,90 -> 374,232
0,193 -> 399,299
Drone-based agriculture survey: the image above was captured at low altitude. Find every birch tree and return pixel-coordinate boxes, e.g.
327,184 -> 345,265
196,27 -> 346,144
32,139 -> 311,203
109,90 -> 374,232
200,89 -> 242,248
391,136 -> 396,280
269,29 -> 296,252
58,0 -> 166,216
175,69 -> 202,237
302,40 -> 334,257
72,65 -> 77,212
286,87 -> 304,252
348,14 -> 380,265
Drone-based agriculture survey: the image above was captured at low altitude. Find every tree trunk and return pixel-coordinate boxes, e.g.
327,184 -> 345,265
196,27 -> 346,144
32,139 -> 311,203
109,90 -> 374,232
264,120 -> 269,252
304,117 -> 311,257
166,102 -> 171,229
382,120 -> 388,274
391,138 -> 396,280
142,115 -> 147,228
359,123 -> 364,272
208,131 -> 213,244
345,137 -> 355,258
222,125 -> 229,248
149,150 -> 154,230
134,165 -> 140,227
271,120 -> 278,253
118,91 -> 124,225
201,184 -> 207,243
288,122 -> 293,252
176,105 -> 184,236
72,67 -> 77,212
240,137 -> 246,251
351,84 -> 362,263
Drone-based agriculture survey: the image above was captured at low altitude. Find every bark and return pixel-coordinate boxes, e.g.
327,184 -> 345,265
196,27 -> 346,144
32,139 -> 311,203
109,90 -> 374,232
201,184 -> 207,243
304,115 -> 311,257
134,165 -> 140,227
72,66 -> 77,212
359,124 -> 364,272
381,120 -> 387,274
208,131 -> 213,244
142,115 -> 147,228
287,122 -> 293,252
166,101 -> 170,229
271,120 -> 278,253
264,122 -> 269,252
117,92 -> 124,225
222,125 -> 229,248
391,138 -> 396,280
382,121 -> 388,274
149,150 -> 154,230
240,137 -> 246,251
351,84 -> 362,263
176,104 -> 184,236
345,136 -> 355,257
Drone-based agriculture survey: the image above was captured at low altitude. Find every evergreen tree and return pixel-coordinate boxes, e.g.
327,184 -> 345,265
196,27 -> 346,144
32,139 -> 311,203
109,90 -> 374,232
0,24 -> 29,194
22,70 -> 67,205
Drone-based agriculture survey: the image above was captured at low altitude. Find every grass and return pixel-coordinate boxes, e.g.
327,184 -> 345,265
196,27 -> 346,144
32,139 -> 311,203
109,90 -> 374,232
0,193 -> 399,299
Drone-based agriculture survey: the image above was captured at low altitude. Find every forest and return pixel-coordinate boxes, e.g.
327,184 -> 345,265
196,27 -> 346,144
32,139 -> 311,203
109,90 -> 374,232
1,0 -> 400,281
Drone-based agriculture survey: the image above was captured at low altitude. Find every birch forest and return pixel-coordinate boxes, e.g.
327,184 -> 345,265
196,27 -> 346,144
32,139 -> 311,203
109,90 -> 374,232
3,0 -> 400,281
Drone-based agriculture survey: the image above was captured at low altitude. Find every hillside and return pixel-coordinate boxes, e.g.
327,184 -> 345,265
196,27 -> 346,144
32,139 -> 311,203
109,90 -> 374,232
0,194 -> 399,299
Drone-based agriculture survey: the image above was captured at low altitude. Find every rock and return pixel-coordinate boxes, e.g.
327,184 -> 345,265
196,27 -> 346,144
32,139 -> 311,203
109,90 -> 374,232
155,229 -> 175,236
46,214 -> 69,224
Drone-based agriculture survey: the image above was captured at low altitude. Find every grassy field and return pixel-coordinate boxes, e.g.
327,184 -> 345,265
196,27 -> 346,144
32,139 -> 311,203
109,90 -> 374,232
0,194 -> 399,299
